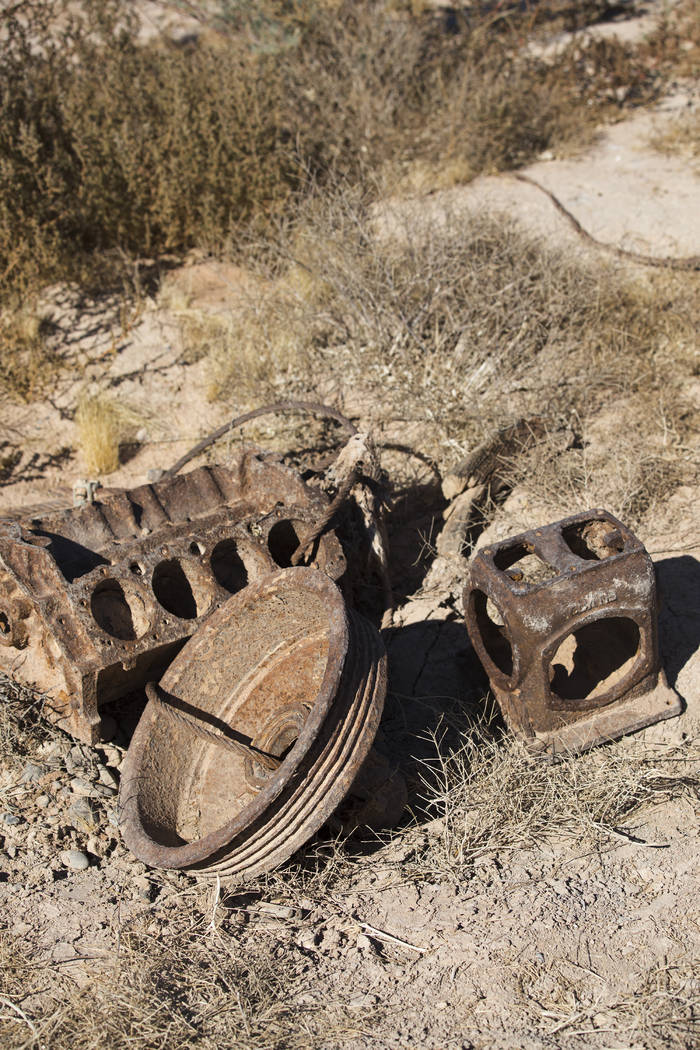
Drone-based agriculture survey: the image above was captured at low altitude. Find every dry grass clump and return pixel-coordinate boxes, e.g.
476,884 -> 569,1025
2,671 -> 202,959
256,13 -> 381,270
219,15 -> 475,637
0,676 -> 53,767
0,303 -> 58,402
0,903 -> 384,1050
517,952 -> 700,1048
217,190 -> 691,481
651,109 -> 700,167
176,311 -> 288,404
75,392 -> 142,475
420,723 -> 700,878
643,0 -> 700,79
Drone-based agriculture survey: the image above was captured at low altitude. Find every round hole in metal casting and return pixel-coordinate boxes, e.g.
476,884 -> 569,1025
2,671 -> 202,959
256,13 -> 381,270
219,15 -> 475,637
267,519 -> 305,568
472,589 -> 513,678
91,579 -> 150,640
549,617 -> 640,702
210,539 -> 248,594
152,558 -> 212,620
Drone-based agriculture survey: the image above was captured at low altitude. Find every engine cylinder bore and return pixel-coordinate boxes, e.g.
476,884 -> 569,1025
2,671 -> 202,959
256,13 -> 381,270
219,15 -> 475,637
91,578 -> 151,640
119,567 -> 388,877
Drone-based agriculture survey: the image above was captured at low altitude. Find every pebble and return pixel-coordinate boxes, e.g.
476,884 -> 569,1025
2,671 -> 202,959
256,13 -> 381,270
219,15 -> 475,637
70,777 -> 115,798
97,765 -> 119,789
65,745 -> 90,773
20,762 -> 45,783
60,849 -> 90,871
1,813 -> 21,826
38,738 -> 71,765
86,835 -> 102,856
67,797 -> 97,832
297,928 -> 318,951
98,746 -> 123,769
36,795 -> 50,809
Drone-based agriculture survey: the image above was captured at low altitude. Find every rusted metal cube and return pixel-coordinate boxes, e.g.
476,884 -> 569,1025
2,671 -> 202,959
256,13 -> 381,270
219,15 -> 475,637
463,509 -> 681,756
0,449 -> 345,744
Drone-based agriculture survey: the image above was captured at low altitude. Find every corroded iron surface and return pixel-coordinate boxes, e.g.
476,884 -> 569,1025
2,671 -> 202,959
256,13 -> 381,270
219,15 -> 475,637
463,509 -> 682,757
119,567 -> 389,877
0,450 -> 345,743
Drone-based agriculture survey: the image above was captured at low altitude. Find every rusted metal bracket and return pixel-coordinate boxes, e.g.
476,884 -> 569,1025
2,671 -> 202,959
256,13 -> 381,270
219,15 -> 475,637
463,508 -> 682,757
0,449 -> 345,744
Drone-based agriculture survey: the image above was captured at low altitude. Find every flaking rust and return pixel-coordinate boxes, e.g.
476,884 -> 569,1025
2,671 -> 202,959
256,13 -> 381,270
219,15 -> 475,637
0,449 -> 345,744
463,509 -> 682,757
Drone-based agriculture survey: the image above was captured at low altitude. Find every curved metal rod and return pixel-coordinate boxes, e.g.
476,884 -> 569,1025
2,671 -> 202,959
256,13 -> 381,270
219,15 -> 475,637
164,399 -> 358,478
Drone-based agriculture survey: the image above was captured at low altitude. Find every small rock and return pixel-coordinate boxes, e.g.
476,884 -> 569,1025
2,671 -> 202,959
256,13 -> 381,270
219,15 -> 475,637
65,744 -> 90,773
86,835 -> 102,856
36,794 -> 50,809
1,813 -> 21,826
60,849 -> 90,871
297,928 -> 318,951
20,762 -> 45,783
348,993 -> 379,1010
356,933 -> 373,952
97,765 -> 119,789
70,777 -> 115,798
98,746 -> 123,769
133,875 -> 153,901
319,927 -> 344,953
38,738 -> 71,765
5,845 -> 17,859
67,797 -> 97,832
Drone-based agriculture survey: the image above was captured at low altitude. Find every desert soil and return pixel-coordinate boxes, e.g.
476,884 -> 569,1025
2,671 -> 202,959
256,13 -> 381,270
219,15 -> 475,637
0,4 -> 698,1049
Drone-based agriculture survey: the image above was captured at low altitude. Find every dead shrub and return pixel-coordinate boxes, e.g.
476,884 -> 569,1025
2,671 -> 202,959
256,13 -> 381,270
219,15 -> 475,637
221,189 -> 691,473
0,301 -> 59,402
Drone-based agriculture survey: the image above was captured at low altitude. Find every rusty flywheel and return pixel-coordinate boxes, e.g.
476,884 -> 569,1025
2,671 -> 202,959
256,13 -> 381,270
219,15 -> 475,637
118,567 -> 387,877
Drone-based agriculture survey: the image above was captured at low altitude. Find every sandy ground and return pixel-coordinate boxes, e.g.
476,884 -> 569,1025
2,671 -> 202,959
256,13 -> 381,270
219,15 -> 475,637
0,4 -> 698,1048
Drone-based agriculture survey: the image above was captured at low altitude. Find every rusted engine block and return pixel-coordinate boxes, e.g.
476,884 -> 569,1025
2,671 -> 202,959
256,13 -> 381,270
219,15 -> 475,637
464,509 -> 682,757
0,450 -> 344,744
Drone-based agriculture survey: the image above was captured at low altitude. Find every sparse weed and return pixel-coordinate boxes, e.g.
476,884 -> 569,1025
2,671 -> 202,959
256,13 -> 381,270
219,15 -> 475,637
0,301 -> 59,402
0,901 -> 386,1050
651,109 -> 700,167
419,721 -> 700,878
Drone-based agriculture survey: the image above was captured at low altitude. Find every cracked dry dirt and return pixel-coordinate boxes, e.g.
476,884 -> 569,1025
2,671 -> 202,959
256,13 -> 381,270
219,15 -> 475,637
1,19 -> 699,1050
